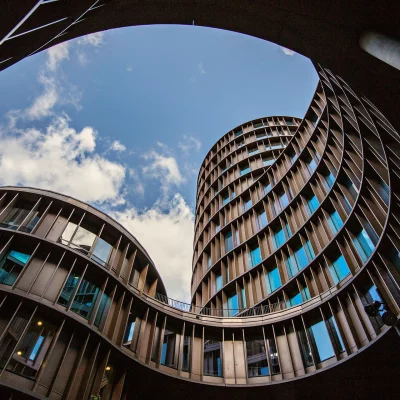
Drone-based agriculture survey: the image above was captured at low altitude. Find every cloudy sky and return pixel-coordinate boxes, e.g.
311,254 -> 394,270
0,25 -> 318,302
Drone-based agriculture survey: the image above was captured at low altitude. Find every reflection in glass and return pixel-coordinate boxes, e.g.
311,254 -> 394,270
204,340 -> 222,376
92,237 -> 112,266
246,338 -> 269,377
308,320 -> 335,363
0,250 -> 30,286
70,279 -> 100,320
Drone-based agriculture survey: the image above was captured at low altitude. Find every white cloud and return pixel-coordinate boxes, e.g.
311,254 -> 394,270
110,140 -> 127,152
77,51 -> 88,66
198,62 -> 206,74
280,46 -> 295,56
111,194 -> 194,301
126,66 -> 133,72
78,32 -> 105,47
128,168 -> 145,196
0,115 -> 126,205
178,135 -> 202,154
46,42 -> 70,72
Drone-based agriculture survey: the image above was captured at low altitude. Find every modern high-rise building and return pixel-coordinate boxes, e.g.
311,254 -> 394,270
0,66 -> 400,399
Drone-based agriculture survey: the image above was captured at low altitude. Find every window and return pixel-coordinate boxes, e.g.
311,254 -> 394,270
279,191 -> 289,209
59,221 -> 78,245
284,221 -> 292,238
291,152 -> 298,164
254,122 -> 263,128
286,254 -> 299,278
257,210 -> 268,230
307,157 -> 317,174
324,170 -> 335,189
240,165 -> 251,176
248,245 -> 262,268
297,328 -> 314,367
294,246 -> 309,271
327,210 -> 343,234
273,228 -> 285,249
57,272 -> 80,307
235,129 -> 243,137
215,223 -> 220,233
207,253 -> 212,269
94,292 -> 111,328
328,254 -> 351,285
222,193 -> 230,206
241,286 -> 247,308
264,183 -> 272,194
285,119 -> 294,125
352,229 -> 375,262
256,132 -> 267,139
248,146 -> 259,156
308,320 -> 335,363
124,318 -> 136,343
204,340 -> 222,376
243,196 -> 252,212
271,143 -> 283,150
287,291 -> 303,307
0,250 -> 30,286
263,156 -> 274,166
265,267 -> 281,293
161,330 -> 177,368
237,140 -> 244,148
327,316 -> 345,353
0,206 -> 31,230
305,240 -> 315,259
307,194 -> 319,215
246,338 -> 269,377
234,229 -> 240,247
70,278 -> 100,320
227,293 -> 239,316
91,237 -> 112,266
231,191 -> 236,200
360,284 -> 385,329
182,335 -> 191,372
268,339 -> 280,374
225,230 -> 233,252
215,272 -> 223,292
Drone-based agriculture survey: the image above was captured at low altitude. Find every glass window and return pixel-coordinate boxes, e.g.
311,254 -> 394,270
215,224 -> 220,233
70,278 -> 100,320
307,194 -> 319,215
268,339 -> 280,374
287,291 -> 303,307
291,153 -> 298,164
324,171 -> 335,189
307,157 -> 317,174
71,226 -> 97,255
301,286 -> 311,302
308,321 -> 335,363
59,221 -> 78,245
234,229 -> 240,247
161,330 -> 177,368
264,183 -> 272,194
235,129 -> 243,137
182,335 -> 191,372
231,191 -> 236,200
225,264 -> 230,283
237,140 -> 244,148
286,254 -> 299,278
327,316 -> 345,353
57,272 -> 80,307
271,143 -> 283,150
222,194 -> 230,206
240,165 -> 251,176
263,156 -> 274,166
227,293 -> 239,316
274,228 -> 285,249
352,229 -> 375,262
248,246 -> 262,268
257,132 -> 267,139
246,338 -> 269,377
328,211 -> 343,234
248,147 -> 259,156
204,340 -> 222,376
305,240 -> 315,259
124,319 -> 136,343
207,253 -> 212,269
297,328 -> 314,367
215,272 -> 223,292
241,286 -> 247,308
244,197 -> 252,211
0,206 -> 31,230
225,230 -> 233,252
279,191 -> 289,209
94,292 -> 111,328
0,250 -> 30,286
91,237 -> 112,266
265,267 -> 281,294
257,210 -> 268,230
328,254 -> 351,285
294,246 -> 309,270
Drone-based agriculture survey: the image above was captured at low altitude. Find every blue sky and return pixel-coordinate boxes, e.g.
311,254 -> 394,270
0,25 -> 318,301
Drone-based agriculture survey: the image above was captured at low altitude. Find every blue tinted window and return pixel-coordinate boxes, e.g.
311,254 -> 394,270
0,250 -> 30,286
248,147 -> 259,155
248,246 -> 262,268
222,195 -> 230,206
264,183 -> 272,194
309,321 -> 335,363
29,335 -> 45,361
325,171 -> 335,189
265,267 -> 281,293
295,246 -> 309,270
258,210 -> 268,230
286,254 -> 299,278
231,191 -> 236,199
353,229 -> 375,262
284,222 -> 292,238
305,240 -> 315,259
216,273 -> 223,291
329,255 -> 351,284
291,153 -> 298,164
8,250 -> 30,265
225,230 -> 233,252
328,316 -> 345,353
94,293 -> 111,327
70,279 -> 100,320
308,158 -> 317,173
227,293 -> 239,316
207,254 -> 212,269
244,197 -> 252,211
241,287 -> 247,308
280,192 -> 289,208
301,286 -> 311,301
92,237 -> 112,267
235,129 -> 243,137
240,165 -> 251,176
307,195 -> 319,214
263,157 -> 274,166
328,211 -> 343,234
274,228 -> 285,249
287,291 -> 302,307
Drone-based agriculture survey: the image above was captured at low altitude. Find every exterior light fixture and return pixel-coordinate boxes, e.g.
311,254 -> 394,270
17,351 -> 22,356
37,321 -> 43,326
105,366 -> 111,371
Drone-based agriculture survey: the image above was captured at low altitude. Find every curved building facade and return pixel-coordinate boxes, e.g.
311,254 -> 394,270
0,66 -> 400,399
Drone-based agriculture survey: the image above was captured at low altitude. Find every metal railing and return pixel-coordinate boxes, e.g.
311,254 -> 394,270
154,293 -> 288,317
